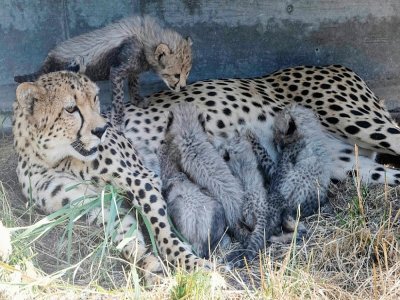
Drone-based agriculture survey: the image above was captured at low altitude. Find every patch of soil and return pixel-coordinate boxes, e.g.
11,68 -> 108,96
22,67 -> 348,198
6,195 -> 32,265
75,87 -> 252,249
0,134 -> 24,209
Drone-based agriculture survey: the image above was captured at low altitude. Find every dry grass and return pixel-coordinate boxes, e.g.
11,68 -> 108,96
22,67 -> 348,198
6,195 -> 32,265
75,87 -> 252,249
0,134 -> 400,299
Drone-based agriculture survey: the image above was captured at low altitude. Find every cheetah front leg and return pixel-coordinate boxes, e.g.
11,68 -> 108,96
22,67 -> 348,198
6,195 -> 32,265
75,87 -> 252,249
327,136 -> 400,185
244,129 -> 276,178
24,170 -> 152,278
92,131 -> 211,272
225,190 -> 284,268
110,66 -> 128,130
128,73 -> 150,109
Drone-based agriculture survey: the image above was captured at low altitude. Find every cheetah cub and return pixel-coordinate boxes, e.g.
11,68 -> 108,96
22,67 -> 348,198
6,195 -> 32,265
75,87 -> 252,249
158,139 -> 227,258
228,105 -> 331,266
133,134 -> 226,258
164,103 -> 244,241
232,104 -> 332,266
215,131 -> 265,236
216,131 -> 295,265
0,221 -> 12,262
14,16 -> 192,127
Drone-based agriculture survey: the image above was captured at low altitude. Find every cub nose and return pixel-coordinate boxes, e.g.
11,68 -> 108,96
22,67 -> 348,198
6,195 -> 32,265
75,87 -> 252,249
174,84 -> 181,92
91,125 -> 108,139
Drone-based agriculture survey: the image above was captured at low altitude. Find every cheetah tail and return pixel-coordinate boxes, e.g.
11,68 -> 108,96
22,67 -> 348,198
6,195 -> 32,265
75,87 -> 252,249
14,71 -> 43,83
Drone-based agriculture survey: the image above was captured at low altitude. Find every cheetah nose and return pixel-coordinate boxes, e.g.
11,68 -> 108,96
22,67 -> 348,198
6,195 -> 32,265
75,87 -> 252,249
91,125 -> 108,139
172,83 -> 181,92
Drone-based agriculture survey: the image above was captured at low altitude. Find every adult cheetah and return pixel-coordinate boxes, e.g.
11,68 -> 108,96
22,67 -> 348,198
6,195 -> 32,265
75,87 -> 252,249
13,65 -> 400,280
121,65 -> 400,185
13,71 -> 208,284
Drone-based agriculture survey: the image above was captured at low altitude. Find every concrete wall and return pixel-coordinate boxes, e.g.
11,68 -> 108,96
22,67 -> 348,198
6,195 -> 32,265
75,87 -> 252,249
1,0 -> 400,129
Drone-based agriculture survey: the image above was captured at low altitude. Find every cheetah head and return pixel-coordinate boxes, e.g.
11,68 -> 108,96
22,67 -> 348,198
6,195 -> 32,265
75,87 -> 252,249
274,104 -> 322,148
153,37 -> 192,92
215,130 -> 256,171
14,71 -> 107,165
164,103 -> 207,144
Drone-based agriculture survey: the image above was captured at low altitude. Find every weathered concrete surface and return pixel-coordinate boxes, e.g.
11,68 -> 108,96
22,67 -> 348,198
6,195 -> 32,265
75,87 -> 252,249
1,0 -> 400,131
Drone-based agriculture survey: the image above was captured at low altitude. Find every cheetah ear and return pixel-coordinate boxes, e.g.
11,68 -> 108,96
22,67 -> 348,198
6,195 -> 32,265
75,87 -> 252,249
197,112 -> 206,131
186,36 -> 193,46
275,110 -> 289,134
222,150 -> 230,162
155,43 -> 171,63
286,118 -> 297,136
16,82 -> 45,116
165,111 -> 174,133
275,109 -> 297,137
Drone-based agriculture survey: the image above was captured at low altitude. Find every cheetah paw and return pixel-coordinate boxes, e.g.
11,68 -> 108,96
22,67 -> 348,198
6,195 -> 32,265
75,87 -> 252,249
0,221 -> 12,262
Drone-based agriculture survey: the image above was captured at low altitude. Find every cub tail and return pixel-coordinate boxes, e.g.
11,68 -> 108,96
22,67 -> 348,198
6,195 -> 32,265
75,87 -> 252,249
14,71 -> 42,83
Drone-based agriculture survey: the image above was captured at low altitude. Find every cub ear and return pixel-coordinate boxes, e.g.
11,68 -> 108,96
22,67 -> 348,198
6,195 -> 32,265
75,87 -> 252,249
286,118 -> 297,136
16,82 -> 45,115
155,43 -> 171,63
67,55 -> 85,73
165,110 -> 174,132
186,36 -> 193,46
197,112 -> 206,131
275,110 -> 288,134
275,109 -> 297,137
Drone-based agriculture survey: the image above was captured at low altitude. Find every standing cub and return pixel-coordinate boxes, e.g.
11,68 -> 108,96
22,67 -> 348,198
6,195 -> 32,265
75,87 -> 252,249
14,16 -> 192,127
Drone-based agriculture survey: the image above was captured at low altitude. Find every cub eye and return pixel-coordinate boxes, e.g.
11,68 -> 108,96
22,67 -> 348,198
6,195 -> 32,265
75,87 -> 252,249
174,74 -> 180,79
65,106 -> 78,114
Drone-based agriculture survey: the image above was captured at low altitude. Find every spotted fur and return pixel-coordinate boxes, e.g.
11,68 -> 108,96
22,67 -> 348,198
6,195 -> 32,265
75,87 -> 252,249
122,65 -> 400,185
15,64 -> 400,274
12,72 -> 208,284
14,16 -> 192,128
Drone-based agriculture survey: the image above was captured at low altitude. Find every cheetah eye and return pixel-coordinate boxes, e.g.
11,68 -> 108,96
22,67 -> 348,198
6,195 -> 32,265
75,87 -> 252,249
94,95 -> 99,103
174,74 -> 180,79
65,106 -> 78,114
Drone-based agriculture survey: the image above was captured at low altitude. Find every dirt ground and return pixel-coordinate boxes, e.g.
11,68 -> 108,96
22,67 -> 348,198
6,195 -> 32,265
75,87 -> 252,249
0,134 -> 96,278
0,134 -> 23,210
2,125 -> 400,298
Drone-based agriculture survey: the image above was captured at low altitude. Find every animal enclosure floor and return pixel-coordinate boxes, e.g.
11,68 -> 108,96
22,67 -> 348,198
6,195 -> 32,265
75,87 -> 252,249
1,131 -> 400,298
0,134 -> 23,211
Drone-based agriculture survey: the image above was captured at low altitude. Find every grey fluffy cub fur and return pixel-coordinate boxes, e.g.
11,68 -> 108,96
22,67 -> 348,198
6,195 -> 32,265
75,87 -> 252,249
216,132 -> 265,234
217,131 -> 283,266
265,104 -> 331,218
135,145 -> 161,179
134,120 -> 229,258
158,140 -> 227,258
165,103 -> 244,239
14,16 -> 192,127
238,104 -> 332,264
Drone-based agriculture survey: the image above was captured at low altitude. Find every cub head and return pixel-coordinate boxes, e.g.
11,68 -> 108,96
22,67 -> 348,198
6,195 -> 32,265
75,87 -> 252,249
14,71 -> 107,165
153,37 -> 192,92
164,103 -> 206,143
274,104 -> 321,148
216,130 -> 256,174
